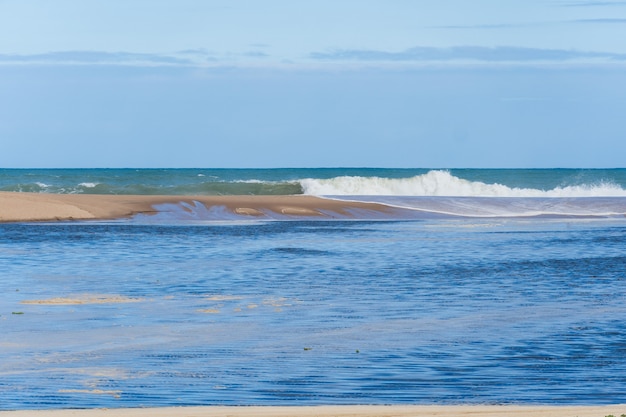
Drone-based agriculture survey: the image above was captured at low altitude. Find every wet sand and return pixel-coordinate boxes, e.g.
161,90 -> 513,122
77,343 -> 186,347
0,192 -> 397,222
1,405 -> 626,417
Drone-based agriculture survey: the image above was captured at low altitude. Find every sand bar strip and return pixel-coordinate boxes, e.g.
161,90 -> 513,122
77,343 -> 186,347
2,405 -> 626,417
0,192 -> 400,223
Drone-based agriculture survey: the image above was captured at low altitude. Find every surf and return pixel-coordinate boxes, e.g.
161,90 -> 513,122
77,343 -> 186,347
300,170 -> 626,197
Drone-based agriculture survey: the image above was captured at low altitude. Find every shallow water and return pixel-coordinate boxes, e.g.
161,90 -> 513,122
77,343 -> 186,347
1,218 -> 626,409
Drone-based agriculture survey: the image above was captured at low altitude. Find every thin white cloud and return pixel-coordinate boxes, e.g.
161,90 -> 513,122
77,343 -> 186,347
0,51 -> 193,66
0,49 -> 270,67
3,46 -> 626,70
177,48 -> 212,55
573,18 -> 626,22
434,18 -> 626,29
243,51 -> 269,58
432,22 -> 542,30
310,46 -> 626,63
557,0 -> 626,6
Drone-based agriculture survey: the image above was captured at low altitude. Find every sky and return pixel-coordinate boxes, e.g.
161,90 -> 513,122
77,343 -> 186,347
1,0 -> 626,168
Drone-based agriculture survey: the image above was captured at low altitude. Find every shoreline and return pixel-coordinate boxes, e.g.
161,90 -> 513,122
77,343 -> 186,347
2,405 -> 626,417
4,194 -> 625,415
0,192 -> 400,223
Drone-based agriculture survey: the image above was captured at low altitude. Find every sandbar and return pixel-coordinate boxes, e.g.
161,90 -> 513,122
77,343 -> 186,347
1,405 -> 626,417
0,192 -> 398,222
20,294 -> 144,305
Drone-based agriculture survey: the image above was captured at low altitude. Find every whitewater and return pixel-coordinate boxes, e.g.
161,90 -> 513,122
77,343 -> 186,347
1,168 -> 626,219
300,170 -> 626,197
299,171 -> 626,219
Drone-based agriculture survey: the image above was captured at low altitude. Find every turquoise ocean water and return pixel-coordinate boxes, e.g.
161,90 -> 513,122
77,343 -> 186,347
2,168 -> 626,197
1,168 -> 626,409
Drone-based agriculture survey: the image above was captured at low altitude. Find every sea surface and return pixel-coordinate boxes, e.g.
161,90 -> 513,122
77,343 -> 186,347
1,168 -> 626,409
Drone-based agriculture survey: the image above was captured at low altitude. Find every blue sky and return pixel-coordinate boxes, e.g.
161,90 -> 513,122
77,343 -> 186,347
1,0 -> 626,168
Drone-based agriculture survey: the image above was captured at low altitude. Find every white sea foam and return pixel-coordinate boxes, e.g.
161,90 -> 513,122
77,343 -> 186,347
78,182 -> 98,188
300,170 -> 626,197
234,179 -> 264,184
334,195 -> 626,218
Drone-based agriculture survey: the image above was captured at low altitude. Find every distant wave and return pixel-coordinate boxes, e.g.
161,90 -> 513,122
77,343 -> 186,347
3,169 -> 626,198
300,170 -> 626,197
1,180 -> 303,195
328,195 -> 626,219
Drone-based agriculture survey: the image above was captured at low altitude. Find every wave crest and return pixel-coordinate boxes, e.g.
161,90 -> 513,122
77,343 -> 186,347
300,170 -> 626,197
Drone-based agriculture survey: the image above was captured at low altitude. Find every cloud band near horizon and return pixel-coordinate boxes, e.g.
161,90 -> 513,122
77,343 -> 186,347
1,45 -> 626,68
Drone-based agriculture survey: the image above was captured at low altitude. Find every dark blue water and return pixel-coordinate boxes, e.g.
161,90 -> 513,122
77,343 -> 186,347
1,218 -> 626,409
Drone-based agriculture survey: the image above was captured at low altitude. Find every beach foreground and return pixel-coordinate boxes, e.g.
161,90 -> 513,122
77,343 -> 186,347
0,191 -> 397,222
2,405 -> 626,417
3,188 -> 626,411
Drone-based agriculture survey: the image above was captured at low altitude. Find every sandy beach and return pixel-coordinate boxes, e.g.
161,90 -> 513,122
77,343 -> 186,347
0,192 -> 396,223
2,405 -> 626,417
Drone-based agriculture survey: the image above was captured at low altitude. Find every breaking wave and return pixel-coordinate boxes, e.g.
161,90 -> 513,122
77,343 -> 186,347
300,170 -> 626,197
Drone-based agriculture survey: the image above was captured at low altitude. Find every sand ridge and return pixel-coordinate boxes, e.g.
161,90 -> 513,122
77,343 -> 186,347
0,192 -> 396,222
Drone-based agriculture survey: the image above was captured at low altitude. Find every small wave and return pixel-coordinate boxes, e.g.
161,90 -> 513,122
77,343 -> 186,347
300,170 -> 626,197
0,182 -> 54,193
334,196 -> 626,219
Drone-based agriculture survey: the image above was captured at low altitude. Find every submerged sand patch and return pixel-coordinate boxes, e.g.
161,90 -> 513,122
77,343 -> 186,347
197,295 -> 300,314
234,207 -> 264,216
21,294 -> 144,305
58,389 -> 121,399
197,308 -> 220,314
279,206 -> 321,216
205,295 -> 244,301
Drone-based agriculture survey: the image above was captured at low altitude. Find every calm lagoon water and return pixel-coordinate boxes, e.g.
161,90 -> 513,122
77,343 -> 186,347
2,217 -> 626,409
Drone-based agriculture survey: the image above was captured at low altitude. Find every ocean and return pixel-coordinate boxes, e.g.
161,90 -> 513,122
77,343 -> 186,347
3,168 -> 626,198
1,168 -> 626,409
